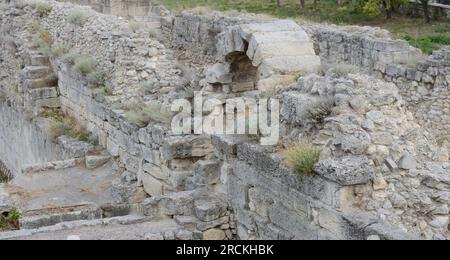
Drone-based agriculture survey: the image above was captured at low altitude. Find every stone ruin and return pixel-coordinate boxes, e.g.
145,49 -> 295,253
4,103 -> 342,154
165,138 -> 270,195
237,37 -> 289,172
0,0 -> 449,240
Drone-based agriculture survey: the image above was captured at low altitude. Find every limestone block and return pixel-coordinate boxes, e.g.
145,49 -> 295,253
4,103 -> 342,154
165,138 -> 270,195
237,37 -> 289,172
206,63 -> 232,84
194,197 -> 228,222
193,160 -> 220,185
203,228 -> 226,240
85,154 -> 111,169
314,156 -> 374,186
162,136 -> 213,160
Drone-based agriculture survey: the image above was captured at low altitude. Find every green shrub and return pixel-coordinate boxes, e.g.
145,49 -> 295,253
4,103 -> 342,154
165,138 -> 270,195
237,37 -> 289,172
403,34 -> 450,55
327,63 -> 358,77
50,43 -> 66,57
47,110 -> 96,143
437,135 -> 447,148
87,70 -> 107,88
73,57 -> 96,75
62,50 -> 81,65
34,2 -> 52,17
67,8 -> 90,26
285,144 -> 321,175
306,98 -> 335,124
0,208 -> 22,231
124,101 -> 172,127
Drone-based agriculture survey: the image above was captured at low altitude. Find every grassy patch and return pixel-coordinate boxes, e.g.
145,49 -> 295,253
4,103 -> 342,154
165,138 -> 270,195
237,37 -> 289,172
158,0 -> 450,53
50,43 -> 66,57
124,101 -> 172,127
67,8 -> 90,26
0,208 -> 22,231
86,70 -> 107,88
33,2 -> 53,17
73,56 -> 96,76
62,50 -> 81,65
403,34 -> 450,54
285,143 -> 321,175
306,98 -> 335,125
44,109 -> 98,144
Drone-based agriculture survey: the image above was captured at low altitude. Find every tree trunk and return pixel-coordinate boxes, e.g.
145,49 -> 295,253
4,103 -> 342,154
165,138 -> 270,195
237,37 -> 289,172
421,0 -> 431,23
276,0 -> 284,7
300,0 -> 306,9
382,0 -> 392,19
313,0 -> 318,15
336,0 -> 341,7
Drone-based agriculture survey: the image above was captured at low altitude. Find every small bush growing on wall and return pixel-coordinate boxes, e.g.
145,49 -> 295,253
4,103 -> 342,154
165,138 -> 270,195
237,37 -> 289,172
305,98 -> 335,125
124,101 -> 172,127
0,208 -> 22,231
67,8 -> 90,26
34,2 -> 53,17
285,144 -> 321,175
50,43 -> 66,57
73,56 -> 96,76
62,50 -> 81,65
87,70 -> 107,88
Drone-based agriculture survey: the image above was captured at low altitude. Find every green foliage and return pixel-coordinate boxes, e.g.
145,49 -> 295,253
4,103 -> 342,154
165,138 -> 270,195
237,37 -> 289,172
437,135 -> 447,148
285,144 -> 321,175
124,101 -> 172,127
67,8 -> 90,26
403,34 -> 450,54
34,2 -> 53,17
73,57 -> 96,76
87,70 -> 107,88
0,208 -> 22,231
327,63 -> 358,77
51,43 -> 66,57
46,109 -> 97,144
62,50 -> 81,65
306,98 -> 335,124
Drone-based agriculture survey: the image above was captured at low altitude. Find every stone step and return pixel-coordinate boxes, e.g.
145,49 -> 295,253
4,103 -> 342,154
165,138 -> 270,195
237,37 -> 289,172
27,87 -> 59,100
19,203 -> 102,230
30,55 -> 49,66
21,66 -> 50,80
0,216 -> 182,240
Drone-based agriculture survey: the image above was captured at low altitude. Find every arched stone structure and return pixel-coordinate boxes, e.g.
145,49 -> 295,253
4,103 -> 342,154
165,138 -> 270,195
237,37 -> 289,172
216,20 -> 321,92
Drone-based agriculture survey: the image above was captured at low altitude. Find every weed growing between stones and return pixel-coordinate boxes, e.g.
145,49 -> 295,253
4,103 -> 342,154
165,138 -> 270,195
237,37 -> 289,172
44,109 -> 98,144
124,101 -> 172,127
284,143 -> 321,175
0,208 -> 21,231
73,56 -> 96,76
305,98 -> 335,125
67,8 -> 90,26
326,63 -> 359,77
62,50 -> 81,65
33,2 -> 52,18
50,43 -> 66,57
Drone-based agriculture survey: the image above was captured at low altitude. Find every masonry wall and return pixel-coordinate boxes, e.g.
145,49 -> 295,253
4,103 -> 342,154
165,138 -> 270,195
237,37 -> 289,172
305,24 -> 450,143
0,99 -> 64,175
58,0 -> 153,16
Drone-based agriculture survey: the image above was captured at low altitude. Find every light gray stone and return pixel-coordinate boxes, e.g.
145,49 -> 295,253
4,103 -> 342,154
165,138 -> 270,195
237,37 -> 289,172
314,156 -> 374,186
398,154 -> 417,170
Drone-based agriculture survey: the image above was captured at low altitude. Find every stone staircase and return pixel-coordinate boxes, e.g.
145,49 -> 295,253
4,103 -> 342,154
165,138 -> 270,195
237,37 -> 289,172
20,50 -> 60,115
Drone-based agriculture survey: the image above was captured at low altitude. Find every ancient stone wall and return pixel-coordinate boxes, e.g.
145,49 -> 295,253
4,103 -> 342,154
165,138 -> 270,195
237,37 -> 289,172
0,99 -> 65,175
306,24 -> 450,144
57,0 -> 153,17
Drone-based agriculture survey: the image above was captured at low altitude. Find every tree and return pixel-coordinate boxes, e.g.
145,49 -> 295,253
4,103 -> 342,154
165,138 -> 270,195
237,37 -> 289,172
420,0 -> 431,23
276,0 -> 285,7
300,0 -> 306,9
